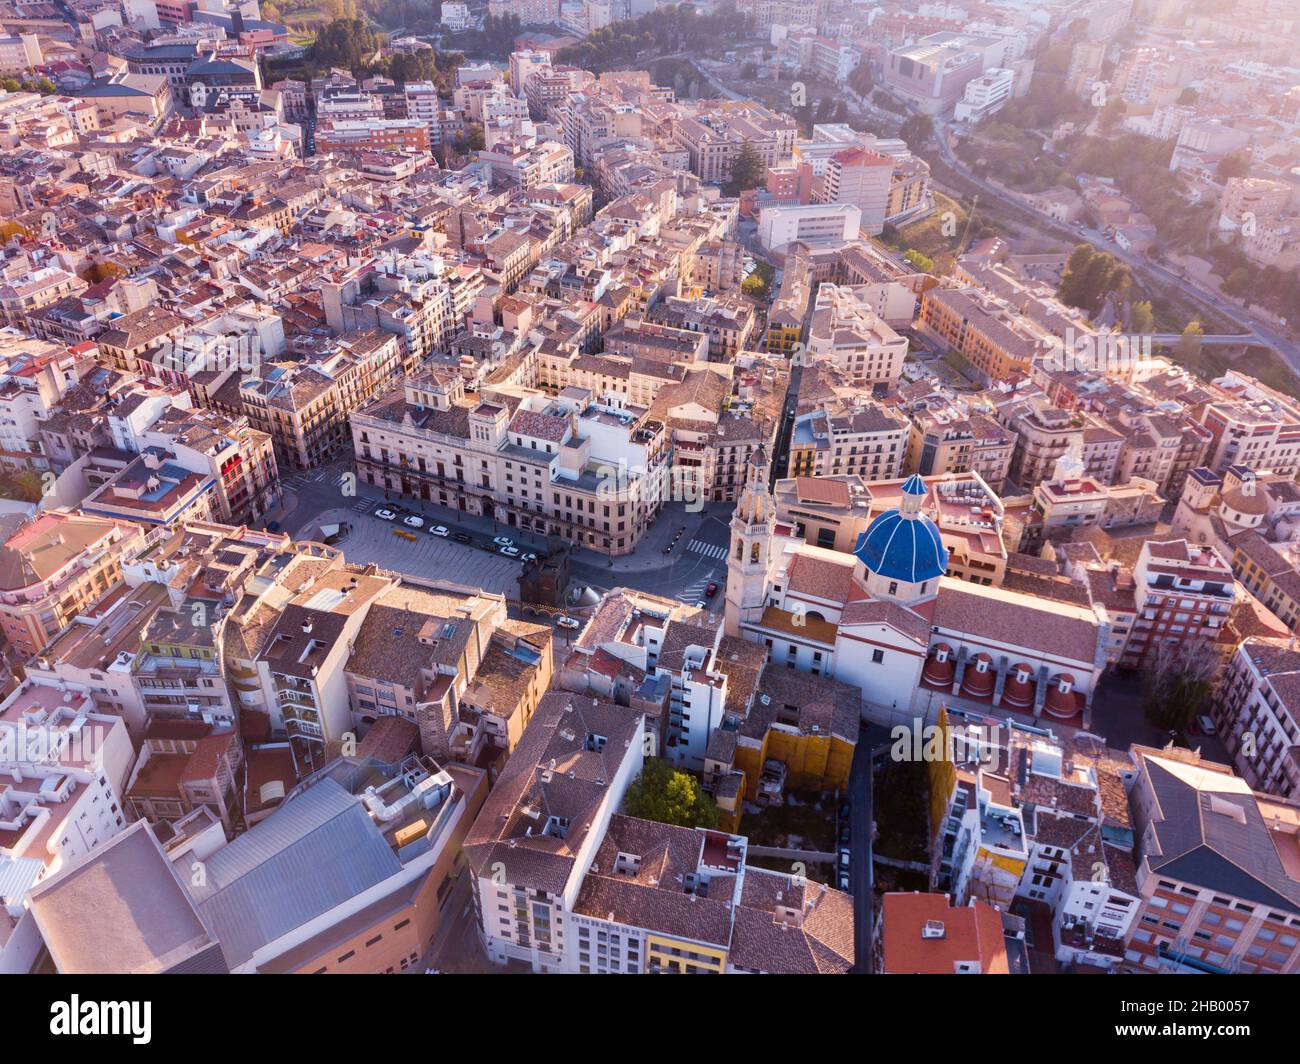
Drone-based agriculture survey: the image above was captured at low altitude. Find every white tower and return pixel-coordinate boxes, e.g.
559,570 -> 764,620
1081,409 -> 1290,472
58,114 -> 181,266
724,446 -> 776,638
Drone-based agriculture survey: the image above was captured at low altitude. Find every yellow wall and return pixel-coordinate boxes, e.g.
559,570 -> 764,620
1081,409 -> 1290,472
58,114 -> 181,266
645,934 -> 727,974
734,729 -> 853,801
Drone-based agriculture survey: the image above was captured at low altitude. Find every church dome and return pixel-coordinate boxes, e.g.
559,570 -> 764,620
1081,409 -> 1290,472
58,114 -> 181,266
853,476 -> 949,583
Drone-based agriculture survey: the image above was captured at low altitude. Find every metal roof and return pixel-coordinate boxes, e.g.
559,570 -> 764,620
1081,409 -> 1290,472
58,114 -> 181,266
189,779 -> 401,967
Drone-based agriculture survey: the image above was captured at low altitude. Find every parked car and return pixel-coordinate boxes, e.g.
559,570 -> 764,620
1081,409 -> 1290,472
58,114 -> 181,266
838,848 -> 851,870
375,507 -> 398,521
492,536 -> 514,548
837,871 -> 851,892
694,600 -> 708,609
705,582 -> 718,597
520,552 -> 538,563
839,802 -> 850,820
499,544 -> 521,557
839,823 -> 850,845
556,616 -> 581,630
403,515 -> 424,528
451,531 -> 472,544
427,524 -> 450,537
1195,714 -> 1217,736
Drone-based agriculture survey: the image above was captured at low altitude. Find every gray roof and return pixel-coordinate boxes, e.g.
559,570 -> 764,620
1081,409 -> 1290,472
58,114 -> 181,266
188,778 -> 401,968
1142,756 -> 1300,914
26,821 -> 221,974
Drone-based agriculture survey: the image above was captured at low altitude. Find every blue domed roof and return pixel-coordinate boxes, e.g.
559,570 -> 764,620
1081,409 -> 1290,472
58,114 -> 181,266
853,508 -> 949,584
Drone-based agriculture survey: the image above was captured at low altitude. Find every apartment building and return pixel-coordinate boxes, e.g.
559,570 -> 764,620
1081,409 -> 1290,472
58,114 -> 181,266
0,509 -> 145,658
25,752 -> 488,974
0,681 -> 135,973
124,720 -> 242,832
1124,746 -> 1300,974
805,283 -> 909,391
918,286 -> 1042,384
817,147 -> 892,235
758,203 -> 862,252
789,400 -> 909,481
229,331 -> 405,470
352,372 -> 670,556
465,690 -> 854,973
1214,637 -> 1300,799
1120,539 -> 1236,671
1199,391 -> 1300,478
315,118 -> 431,154
879,893 -> 1011,973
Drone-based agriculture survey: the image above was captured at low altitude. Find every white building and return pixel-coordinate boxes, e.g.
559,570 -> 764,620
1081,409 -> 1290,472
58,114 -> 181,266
441,1 -> 472,31
758,203 -> 862,252
953,68 -> 1015,123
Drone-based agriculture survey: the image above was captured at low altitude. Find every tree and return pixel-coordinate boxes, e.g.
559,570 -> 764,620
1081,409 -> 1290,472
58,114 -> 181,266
898,113 -> 934,147
903,248 -> 935,273
1097,95 -> 1125,133
1128,299 -> 1154,335
724,141 -> 765,197
1224,267 -> 1251,298
741,61 -> 757,79
1143,637 -> 1215,733
1058,243 -> 1128,316
1177,320 -> 1204,360
1216,151 -> 1251,184
623,758 -> 720,829
847,63 -> 873,97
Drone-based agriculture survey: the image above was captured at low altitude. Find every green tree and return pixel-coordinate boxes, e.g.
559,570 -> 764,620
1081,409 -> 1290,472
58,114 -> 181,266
847,63 -> 873,97
1059,243 -> 1127,316
1143,638 -> 1215,732
1097,95 -> 1125,133
1177,319 -> 1204,360
898,113 -> 934,147
623,758 -> 720,829
1223,267 -> 1251,298
724,141 -> 765,196
1128,299 -> 1154,335
903,248 -> 935,273
1216,151 -> 1251,184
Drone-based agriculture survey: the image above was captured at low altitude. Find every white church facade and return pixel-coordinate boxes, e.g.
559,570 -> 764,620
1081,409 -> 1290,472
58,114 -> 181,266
723,449 -> 1110,729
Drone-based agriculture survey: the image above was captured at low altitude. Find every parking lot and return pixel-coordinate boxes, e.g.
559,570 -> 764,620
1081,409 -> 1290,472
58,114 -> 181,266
330,501 -> 530,597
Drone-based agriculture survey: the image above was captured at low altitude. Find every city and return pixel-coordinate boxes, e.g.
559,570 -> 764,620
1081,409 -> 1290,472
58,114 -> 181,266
0,0 -> 1295,1015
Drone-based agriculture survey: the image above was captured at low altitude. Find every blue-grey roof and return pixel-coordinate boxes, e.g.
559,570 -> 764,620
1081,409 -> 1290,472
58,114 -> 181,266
854,509 -> 948,584
901,473 -> 928,496
188,779 -> 401,967
0,855 -> 44,906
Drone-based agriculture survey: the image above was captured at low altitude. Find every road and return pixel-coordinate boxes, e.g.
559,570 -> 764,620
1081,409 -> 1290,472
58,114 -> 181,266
927,122 -> 1300,371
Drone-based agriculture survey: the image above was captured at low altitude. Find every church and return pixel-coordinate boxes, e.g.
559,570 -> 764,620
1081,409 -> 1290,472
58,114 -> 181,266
723,448 -> 1110,729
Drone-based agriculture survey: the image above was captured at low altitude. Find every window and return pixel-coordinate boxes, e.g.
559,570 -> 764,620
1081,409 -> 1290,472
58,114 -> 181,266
872,649 -> 884,664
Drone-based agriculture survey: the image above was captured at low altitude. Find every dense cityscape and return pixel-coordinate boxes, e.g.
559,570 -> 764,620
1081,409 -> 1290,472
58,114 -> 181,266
0,0 -> 1295,1004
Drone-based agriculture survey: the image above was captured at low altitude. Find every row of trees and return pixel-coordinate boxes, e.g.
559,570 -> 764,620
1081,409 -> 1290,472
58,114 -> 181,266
555,4 -> 752,73
298,17 -> 463,90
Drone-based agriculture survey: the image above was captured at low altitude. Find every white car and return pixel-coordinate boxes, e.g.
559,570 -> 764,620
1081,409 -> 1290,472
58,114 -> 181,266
695,600 -> 708,609
499,544 -> 521,557
520,552 -> 538,563
556,616 -> 581,630
492,536 -> 514,548
428,525 -> 450,537
374,507 -> 398,521
403,515 -> 424,528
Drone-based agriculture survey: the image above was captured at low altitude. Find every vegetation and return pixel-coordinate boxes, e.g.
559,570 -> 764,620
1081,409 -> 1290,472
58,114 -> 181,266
847,63 -> 873,97
622,758 -> 720,829
903,248 -> 935,274
1143,639 -> 1215,733
0,470 -> 43,502
741,259 -> 774,301
1176,320 -> 1205,360
2,76 -> 55,94
448,12 -> 523,60
723,141 -> 764,197
898,113 -> 933,148
1058,243 -> 1130,317
873,759 -> 930,864
555,4 -> 752,74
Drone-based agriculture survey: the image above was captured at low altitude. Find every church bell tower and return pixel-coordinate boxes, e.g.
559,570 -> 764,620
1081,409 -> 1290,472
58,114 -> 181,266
724,446 -> 776,638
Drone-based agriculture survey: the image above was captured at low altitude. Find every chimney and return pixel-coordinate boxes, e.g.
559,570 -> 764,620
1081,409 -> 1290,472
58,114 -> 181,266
922,919 -> 946,940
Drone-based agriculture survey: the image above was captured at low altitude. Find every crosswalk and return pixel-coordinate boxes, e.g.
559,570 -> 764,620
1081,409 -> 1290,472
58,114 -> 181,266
687,539 -> 728,561
678,577 -> 715,604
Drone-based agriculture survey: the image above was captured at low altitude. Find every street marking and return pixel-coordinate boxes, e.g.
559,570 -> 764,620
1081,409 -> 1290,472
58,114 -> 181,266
687,539 -> 727,561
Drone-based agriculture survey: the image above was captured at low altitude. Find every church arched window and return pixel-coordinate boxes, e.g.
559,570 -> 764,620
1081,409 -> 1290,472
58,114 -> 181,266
750,542 -> 760,564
